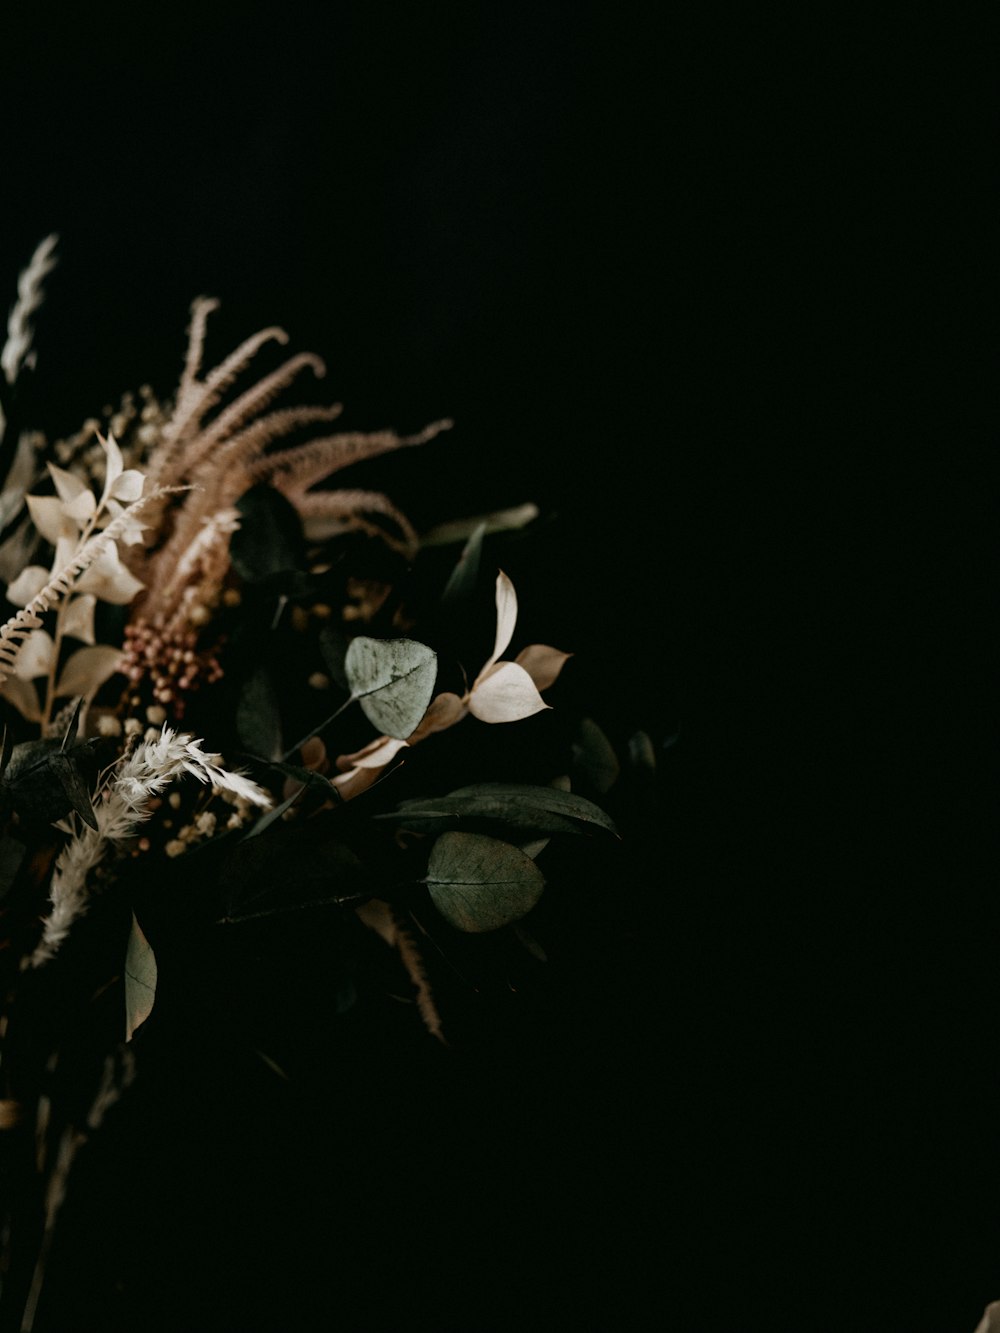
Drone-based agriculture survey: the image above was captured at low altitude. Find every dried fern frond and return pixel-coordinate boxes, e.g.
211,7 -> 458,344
126,302 -> 451,639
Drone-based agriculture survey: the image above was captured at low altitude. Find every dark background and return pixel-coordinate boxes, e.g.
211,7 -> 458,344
2,6 -> 994,1331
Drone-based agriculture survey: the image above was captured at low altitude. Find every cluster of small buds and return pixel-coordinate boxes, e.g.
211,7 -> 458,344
342,578 -> 391,624
161,787 -> 257,857
120,620 -> 223,717
53,385 -> 170,472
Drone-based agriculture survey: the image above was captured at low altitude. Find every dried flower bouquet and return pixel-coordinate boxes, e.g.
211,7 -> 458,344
0,237 -> 643,1328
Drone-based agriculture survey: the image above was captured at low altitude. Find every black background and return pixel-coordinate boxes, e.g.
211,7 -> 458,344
2,6 -> 995,1331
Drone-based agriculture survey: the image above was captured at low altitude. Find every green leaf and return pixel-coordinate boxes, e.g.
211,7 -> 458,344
0,832 -> 26,902
218,827 -> 371,921
318,625 -> 350,692
571,717 -> 621,793
231,485 -> 304,582
425,831 -> 546,933
441,521 -> 486,605
377,793 -> 585,839
124,912 -> 157,1042
344,636 -> 437,739
434,782 -> 620,837
237,666 -> 283,762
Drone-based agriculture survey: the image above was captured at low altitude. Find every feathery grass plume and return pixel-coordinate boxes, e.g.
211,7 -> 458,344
1,234 -> 58,388
0,485 -> 178,686
128,301 -> 451,630
27,726 -> 271,967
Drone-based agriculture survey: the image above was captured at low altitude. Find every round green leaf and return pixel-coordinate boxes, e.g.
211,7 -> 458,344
345,636 -> 437,739
425,831 -> 545,933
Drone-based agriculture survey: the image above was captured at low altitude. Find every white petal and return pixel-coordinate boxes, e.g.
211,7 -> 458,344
468,661 -> 551,724
5,564 -> 50,608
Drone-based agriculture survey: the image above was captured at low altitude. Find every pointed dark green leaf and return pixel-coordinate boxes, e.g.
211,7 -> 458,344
344,636 -> 437,739
571,717 -> 621,793
437,783 -> 620,837
231,485 -> 304,582
441,521 -> 486,606
425,831 -> 546,933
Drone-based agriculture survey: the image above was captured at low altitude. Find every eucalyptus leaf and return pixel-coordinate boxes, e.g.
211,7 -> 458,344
344,636 -> 437,739
377,794 -> 585,839
425,831 -> 546,933
124,912 -> 157,1042
442,783 -> 620,837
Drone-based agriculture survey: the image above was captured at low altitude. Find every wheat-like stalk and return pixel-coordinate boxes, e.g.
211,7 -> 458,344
27,726 -> 271,967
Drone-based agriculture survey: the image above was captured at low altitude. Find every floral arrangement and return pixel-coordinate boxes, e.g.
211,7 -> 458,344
0,237 -> 646,1327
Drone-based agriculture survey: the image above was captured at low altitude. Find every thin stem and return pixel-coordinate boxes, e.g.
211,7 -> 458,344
280,695 -> 355,762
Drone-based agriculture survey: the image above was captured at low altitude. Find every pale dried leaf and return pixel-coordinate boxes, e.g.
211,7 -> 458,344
468,661 -> 550,724
64,488 -> 97,525
26,493 -> 73,546
46,463 -> 90,505
54,644 -> 123,700
110,469 -> 145,503
61,594 -> 97,645
5,564 -> 50,608
0,675 -> 41,721
515,643 -> 572,692
100,432 -> 124,501
408,691 -> 469,743
124,912 -> 157,1041
75,543 -> 145,604
13,627 -> 55,680
353,737 -> 408,770
484,570 -> 518,673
